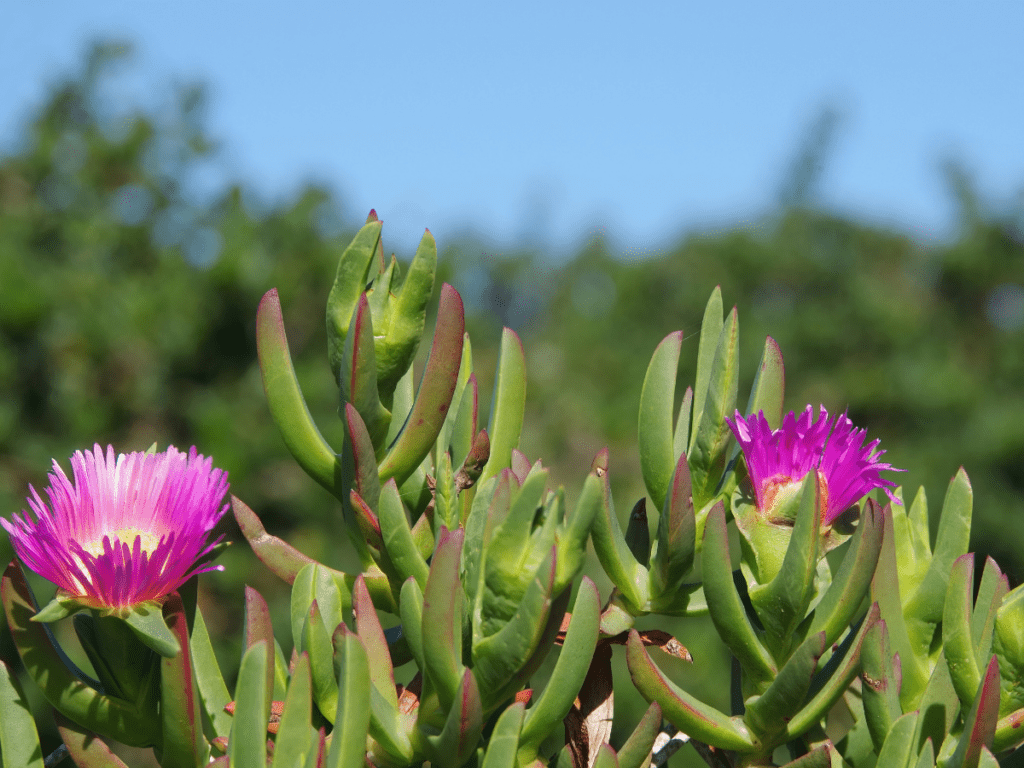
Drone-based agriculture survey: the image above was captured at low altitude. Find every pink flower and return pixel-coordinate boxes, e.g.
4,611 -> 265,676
726,406 -> 902,524
1,444 -> 229,611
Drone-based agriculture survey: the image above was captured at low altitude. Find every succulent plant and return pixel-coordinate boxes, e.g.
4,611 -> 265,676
1,217 -> 1019,768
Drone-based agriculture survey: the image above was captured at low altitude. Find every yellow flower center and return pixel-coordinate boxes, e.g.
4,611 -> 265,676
759,470 -> 830,522
82,527 -> 162,558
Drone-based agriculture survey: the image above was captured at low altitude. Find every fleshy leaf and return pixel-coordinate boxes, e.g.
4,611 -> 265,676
326,219 -> 383,382
1,562 -> 159,747
54,710 -> 131,768
378,284 -> 465,488
625,629 -> 754,752
690,286 -> 724,451
159,592 -> 210,768
270,653 -> 315,768
743,336 -> 785,430
518,578 -> 601,763
745,632 -> 827,742
421,669 -> 483,767
688,306 -> 739,510
650,452 -> 696,605
191,605 -> 234,740
616,702 -> 662,768
588,450 -> 647,612
258,288 -> 341,497
480,702 -> 525,768
701,502 -> 776,687
638,330 -> 683,511
232,495 -> 318,584
860,620 -> 902,754
229,641 -> 270,768
421,526 -> 466,712
480,328 -> 527,485
0,659 -> 44,768
904,468 -> 972,657
326,627 -> 372,768
123,600 -> 180,658
340,295 -> 391,450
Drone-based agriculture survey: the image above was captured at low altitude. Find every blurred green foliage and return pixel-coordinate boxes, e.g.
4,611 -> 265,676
0,42 -> 1022,765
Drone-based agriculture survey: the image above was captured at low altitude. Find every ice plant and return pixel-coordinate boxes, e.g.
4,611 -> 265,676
727,404 -> 902,524
1,443 -> 229,612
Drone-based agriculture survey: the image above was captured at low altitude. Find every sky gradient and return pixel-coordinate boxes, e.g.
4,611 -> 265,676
3,2 -> 1022,258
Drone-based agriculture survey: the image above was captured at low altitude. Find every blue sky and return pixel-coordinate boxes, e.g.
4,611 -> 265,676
2,1 -> 1023,258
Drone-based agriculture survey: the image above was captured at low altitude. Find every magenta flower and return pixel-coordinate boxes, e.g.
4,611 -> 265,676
726,406 -> 903,524
1,444 -> 229,612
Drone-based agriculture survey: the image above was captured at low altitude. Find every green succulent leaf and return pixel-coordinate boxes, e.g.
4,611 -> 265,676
616,702 -> 662,768
904,468 -> 973,658
971,557 -> 1007,657
806,498 -> 884,649
860,620 -> 902,754
949,656 -> 1000,768
291,563 -> 351,658
122,600 -> 180,658
913,651 -> 960,758
229,641 -> 270,768
190,605 -> 233,741
271,653 -> 315,768
588,449 -> 648,612
743,336 -> 785,429
995,583 -> 1024,728
326,627 -> 373,768
650,451 -> 696,606
1,562 -> 159,748
556,471 -> 602,589
326,219 -> 383,381
53,710 -> 131,768
378,478 -> 431,591
480,328 -> 528,485
946,554 -> 987,708
0,659 -> 44,768
745,632 -> 827,743
518,578 -> 601,763
638,330 -> 684,511
891,486 -> 932,598
340,294 -> 392,450
871,504 -> 928,709
624,498 -> 652,569
689,306 -> 739,511
399,576 -> 426,672
379,284 -> 465,488
232,495 -> 319,585
480,702 -> 525,768
420,669 -> 483,768
473,548 -> 558,713
875,711 -> 921,768
748,472 -> 821,646
422,526 -> 466,712
387,367 -> 416,447
243,586 -> 276,712
690,286 -> 724,450
344,402 -> 383,513
438,334 -> 475,469
72,613 -> 158,708
352,575 -> 397,712
701,502 -> 776,687
377,227 -> 438,399
157,592 -> 210,768
786,603 -> 880,738
304,601 -> 339,723
258,288 -> 342,497
625,629 -> 755,752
